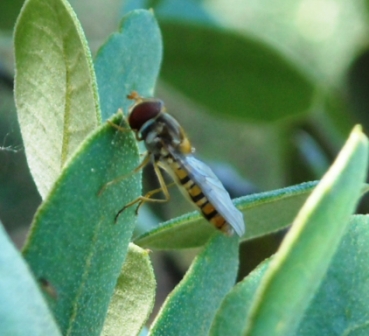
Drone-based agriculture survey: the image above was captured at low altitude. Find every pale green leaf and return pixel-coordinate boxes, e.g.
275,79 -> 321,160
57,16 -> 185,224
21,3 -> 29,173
14,0 -> 100,198
297,215 -> 369,335
244,126 -> 368,336
211,215 -> 369,335
102,243 -> 156,336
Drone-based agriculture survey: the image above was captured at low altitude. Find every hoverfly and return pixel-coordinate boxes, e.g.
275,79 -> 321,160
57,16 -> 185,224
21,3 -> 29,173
109,92 -> 245,237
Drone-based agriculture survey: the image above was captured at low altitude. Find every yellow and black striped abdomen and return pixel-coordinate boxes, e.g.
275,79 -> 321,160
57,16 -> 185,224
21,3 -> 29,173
162,154 -> 230,234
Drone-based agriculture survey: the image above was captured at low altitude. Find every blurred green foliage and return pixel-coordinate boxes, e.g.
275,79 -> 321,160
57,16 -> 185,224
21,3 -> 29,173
1,0 -> 369,335
2,0 -> 369,231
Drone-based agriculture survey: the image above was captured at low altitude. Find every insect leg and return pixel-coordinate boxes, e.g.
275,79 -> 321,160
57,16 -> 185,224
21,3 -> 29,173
106,108 -> 130,132
134,180 -> 176,215
114,162 -> 173,222
98,153 -> 151,195
107,119 -> 127,132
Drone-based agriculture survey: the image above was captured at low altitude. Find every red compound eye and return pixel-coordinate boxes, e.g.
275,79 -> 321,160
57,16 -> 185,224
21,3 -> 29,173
128,99 -> 164,131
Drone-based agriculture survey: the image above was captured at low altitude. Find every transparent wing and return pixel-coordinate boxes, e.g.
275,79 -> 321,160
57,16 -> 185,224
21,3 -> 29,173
181,155 -> 245,236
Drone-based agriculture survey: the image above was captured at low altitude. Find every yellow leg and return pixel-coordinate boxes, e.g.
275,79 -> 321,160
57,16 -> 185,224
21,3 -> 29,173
106,108 -> 130,131
134,180 -> 176,214
98,153 -> 151,195
107,119 -> 128,132
115,162 -> 174,222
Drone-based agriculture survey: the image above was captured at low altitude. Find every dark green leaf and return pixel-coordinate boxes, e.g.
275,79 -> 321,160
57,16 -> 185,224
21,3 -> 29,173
102,243 -> 156,336
244,126 -> 368,335
94,9 -> 162,121
0,0 -> 24,30
160,22 -> 315,122
149,233 -> 239,336
209,259 -> 270,336
0,222 -> 61,335
14,0 -> 100,198
22,113 -> 141,336
134,181 -> 318,249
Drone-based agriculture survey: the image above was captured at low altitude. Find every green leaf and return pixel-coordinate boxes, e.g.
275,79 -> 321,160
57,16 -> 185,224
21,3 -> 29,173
209,259 -> 270,336
22,113 -> 141,336
211,215 -> 369,335
102,243 -> 156,336
134,181 -> 318,249
297,215 -> 369,335
14,0 -> 100,199
149,233 -> 239,336
94,9 -> 162,121
0,222 -> 61,335
0,0 -> 24,30
244,126 -> 368,336
154,0 -> 216,25
160,22 -> 315,122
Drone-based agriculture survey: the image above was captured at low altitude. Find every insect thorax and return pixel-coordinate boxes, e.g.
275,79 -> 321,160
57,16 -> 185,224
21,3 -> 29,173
139,113 -> 186,157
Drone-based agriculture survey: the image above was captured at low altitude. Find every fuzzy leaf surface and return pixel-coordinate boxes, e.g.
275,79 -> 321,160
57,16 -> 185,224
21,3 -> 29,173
14,0 -> 100,198
244,126 -> 368,336
94,9 -> 162,121
102,243 -> 156,336
211,215 -> 369,335
22,113 -> 140,336
135,181 -> 318,249
149,233 -> 239,336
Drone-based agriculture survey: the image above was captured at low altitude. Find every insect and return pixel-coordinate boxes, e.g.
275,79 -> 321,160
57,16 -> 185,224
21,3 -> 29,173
109,92 -> 245,237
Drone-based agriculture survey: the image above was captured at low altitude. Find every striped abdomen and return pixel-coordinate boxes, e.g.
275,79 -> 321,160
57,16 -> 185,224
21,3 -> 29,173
161,154 -> 232,234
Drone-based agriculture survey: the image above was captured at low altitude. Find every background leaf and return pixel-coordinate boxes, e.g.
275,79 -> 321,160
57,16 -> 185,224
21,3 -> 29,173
14,0 -> 100,198
69,0 -> 123,43
22,114 -> 141,336
244,126 -> 368,336
149,233 -> 239,336
134,181 -> 317,249
160,21 -> 315,122
0,0 -> 24,30
94,9 -> 162,121
0,221 -> 61,335
102,243 -> 156,336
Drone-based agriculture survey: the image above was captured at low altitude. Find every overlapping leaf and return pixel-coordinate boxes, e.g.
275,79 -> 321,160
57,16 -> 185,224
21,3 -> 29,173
210,215 -> 369,335
244,126 -> 368,335
102,243 -> 155,336
149,233 -> 239,336
22,114 -> 140,336
135,181 -> 318,249
95,9 -> 162,121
